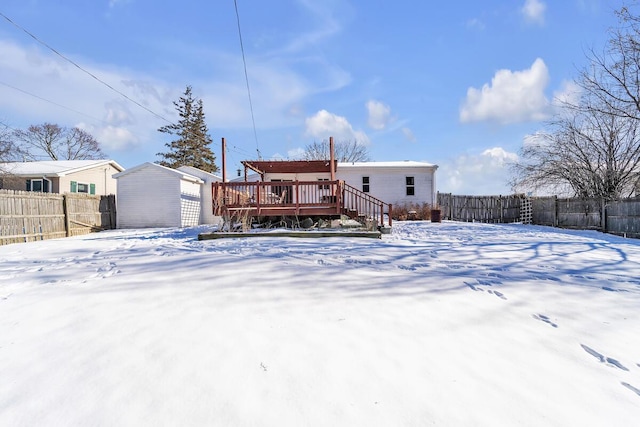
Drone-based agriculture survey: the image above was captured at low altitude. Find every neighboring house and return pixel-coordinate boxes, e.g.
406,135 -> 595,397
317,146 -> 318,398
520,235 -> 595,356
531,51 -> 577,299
336,161 -> 438,207
0,160 -> 124,195
114,162 -> 205,228
177,165 -> 222,225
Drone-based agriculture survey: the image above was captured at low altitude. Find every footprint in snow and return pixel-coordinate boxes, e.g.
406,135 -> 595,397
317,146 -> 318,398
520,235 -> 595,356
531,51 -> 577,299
580,344 -> 629,371
487,289 -> 507,300
532,314 -> 558,328
465,282 -> 483,292
621,382 -> 640,398
465,281 -> 506,299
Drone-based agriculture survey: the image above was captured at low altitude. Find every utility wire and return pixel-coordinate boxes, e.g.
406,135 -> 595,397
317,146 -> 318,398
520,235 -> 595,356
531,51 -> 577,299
233,0 -> 261,159
0,11 -> 172,126
1,10 -> 220,154
0,80 -> 108,125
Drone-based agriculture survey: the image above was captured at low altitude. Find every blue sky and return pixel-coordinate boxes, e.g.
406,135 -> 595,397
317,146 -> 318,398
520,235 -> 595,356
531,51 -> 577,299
0,0 -> 627,194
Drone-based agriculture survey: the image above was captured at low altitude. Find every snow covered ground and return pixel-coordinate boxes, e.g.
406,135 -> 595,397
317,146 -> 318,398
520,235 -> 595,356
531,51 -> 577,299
1,221 -> 639,426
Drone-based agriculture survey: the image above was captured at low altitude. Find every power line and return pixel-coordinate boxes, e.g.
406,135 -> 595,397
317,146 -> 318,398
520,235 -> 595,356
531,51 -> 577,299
233,0 -> 261,160
0,10 -> 221,158
0,11 -> 172,126
0,80 -> 108,125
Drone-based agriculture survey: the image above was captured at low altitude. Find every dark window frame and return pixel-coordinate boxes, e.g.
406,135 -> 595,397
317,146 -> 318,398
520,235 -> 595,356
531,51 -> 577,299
406,176 -> 415,196
362,176 -> 370,193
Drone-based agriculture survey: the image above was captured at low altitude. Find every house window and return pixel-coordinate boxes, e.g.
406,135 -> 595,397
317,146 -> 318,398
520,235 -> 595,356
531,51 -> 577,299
406,176 -> 415,196
362,176 -> 370,193
27,179 -> 50,192
70,181 -> 95,194
31,179 -> 44,192
318,178 -> 330,190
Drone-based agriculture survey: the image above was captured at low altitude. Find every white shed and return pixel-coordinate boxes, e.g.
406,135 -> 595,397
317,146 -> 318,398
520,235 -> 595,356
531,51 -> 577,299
336,161 -> 438,207
114,162 -> 204,228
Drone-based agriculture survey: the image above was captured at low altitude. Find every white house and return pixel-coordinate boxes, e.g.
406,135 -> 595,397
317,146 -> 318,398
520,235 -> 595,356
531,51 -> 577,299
114,163 -> 204,228
336,161 -> 438,207
239,159 -> 438,208
0,160 -> 123,195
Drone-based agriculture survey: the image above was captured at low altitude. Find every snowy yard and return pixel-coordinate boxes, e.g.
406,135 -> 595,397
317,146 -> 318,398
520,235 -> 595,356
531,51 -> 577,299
1,221 -> 639,426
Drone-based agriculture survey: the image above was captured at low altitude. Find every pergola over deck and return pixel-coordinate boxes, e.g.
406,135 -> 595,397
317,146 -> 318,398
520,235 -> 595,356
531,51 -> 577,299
241,159 -> 336,178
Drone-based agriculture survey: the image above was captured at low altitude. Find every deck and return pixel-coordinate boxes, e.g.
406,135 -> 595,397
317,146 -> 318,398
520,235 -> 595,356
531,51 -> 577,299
212,180 -> 392,227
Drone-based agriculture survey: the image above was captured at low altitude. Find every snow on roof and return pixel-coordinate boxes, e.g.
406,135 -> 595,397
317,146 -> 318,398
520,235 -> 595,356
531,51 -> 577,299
177,166 -> 222,182
113,162 -> 204,184
338,160 -> 437,168
0,160 -> 124,176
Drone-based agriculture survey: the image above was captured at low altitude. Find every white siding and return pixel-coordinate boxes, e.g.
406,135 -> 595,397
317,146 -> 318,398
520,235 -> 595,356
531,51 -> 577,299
263,172 -> 331,182
337,165 -> 437,206
60,164 -> 121,195
179,179 -> 202,227
116,168 -> 182,228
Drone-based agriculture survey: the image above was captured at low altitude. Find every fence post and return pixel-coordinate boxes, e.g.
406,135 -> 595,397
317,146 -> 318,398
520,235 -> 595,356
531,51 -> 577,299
601,198 -> 607,233
63,194 -> 71,237
554,196 -> 558,228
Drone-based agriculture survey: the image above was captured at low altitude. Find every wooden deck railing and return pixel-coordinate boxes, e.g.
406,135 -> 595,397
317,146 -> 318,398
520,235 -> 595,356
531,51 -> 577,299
342,182 -> 392,227
212,180 -> 392,227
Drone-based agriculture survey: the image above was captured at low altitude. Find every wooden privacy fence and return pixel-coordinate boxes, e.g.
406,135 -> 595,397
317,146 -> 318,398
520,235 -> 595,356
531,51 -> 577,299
532,196 -> 640,238
0,190 -> 116,245
437,193 -> 526,223
437,192 -> 640,239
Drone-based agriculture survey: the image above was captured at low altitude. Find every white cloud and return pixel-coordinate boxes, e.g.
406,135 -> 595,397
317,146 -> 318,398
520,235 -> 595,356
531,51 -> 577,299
79,123 -> 139,152
439,147 -> 519,195
366,100 -> 391,130
401,127 -> 416,142
305,110 -> 369,144
460,58 -> 550,124
521,0 -> 546,26
0,37 -> 352,164
551,80 -> 581,109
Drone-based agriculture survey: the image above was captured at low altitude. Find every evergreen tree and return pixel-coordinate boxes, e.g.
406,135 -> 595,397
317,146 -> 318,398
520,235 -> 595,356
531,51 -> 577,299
157,85 -> 218,172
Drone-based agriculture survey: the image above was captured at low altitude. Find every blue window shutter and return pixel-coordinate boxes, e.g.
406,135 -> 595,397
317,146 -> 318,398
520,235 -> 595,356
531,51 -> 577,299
89,183 -> 96,195
43,180 -> 49,192
70,181 -> 77,193
26,179 -> 31,191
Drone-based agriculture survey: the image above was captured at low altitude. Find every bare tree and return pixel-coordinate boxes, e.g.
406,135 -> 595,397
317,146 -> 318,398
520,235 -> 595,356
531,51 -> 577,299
511,96 -> 640,199
12,123 -> 106,161
0,122 -> 19,162
580,5 -> 640,121
301,139 -> 370,162
511,4 -> 640,200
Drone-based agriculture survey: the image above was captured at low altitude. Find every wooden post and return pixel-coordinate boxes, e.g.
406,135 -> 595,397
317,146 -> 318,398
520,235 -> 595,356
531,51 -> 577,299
63,194 -> 71,237
221,137 -> 227,183
329,136 -> 336,183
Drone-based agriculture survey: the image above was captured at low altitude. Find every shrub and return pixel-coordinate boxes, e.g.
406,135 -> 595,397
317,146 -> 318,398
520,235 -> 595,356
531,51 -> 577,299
392,202 -> 435,221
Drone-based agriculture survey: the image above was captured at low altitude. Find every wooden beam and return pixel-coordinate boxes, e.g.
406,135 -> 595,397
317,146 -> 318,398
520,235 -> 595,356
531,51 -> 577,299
198,230 -> 382,240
